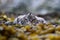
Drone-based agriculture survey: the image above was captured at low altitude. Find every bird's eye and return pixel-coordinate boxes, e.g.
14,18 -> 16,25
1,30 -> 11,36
21,21 -> 24,24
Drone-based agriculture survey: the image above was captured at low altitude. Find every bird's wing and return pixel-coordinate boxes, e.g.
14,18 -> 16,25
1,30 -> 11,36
35,16 -> 47,24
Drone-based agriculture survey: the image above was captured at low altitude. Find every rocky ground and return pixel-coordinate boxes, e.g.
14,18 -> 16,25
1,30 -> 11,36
0,13 -> 60,40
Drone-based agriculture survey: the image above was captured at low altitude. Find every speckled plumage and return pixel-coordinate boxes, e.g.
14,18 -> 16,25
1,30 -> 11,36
13,13 -> 47,25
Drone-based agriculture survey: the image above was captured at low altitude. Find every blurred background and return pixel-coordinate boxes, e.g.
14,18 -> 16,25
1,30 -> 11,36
0,0 -> 60,40
0,0 -> 60,24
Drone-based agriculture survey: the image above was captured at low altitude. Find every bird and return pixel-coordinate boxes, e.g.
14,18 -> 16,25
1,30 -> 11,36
13,13 -> 47,26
